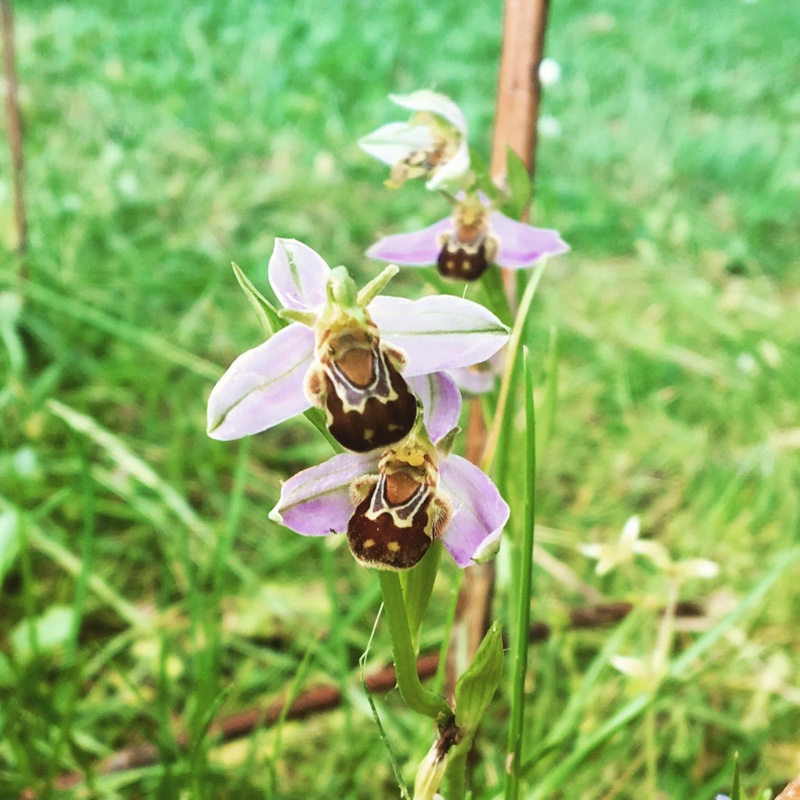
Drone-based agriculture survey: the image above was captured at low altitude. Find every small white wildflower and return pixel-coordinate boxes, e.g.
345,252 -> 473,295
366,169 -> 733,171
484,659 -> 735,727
579,515 -> 641,575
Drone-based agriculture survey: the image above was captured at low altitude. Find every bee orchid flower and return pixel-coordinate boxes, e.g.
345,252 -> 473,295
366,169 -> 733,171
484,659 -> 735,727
367,193 -> 569,281
359,90 -> 471,191
207,239 -> 509,451
270,372 -> 510,569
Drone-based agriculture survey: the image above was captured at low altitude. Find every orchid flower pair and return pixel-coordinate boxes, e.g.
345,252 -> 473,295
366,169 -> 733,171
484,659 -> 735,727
207,239 -> 510,569
360,91 -> 569,280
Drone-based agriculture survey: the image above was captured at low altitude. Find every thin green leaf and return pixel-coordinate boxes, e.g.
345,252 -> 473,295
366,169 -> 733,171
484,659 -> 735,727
504,346 -> 537,800
401,539 -> 442,648
231,261 -> 283,336
469,146 -> 503,204
732,752 -> 741,800
454,620 -> 504,735
503,145 -> 532,220
483,260 -> 547,475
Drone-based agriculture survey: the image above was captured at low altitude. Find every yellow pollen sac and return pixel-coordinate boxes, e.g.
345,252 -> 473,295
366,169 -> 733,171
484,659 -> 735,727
396,447 -> 425,467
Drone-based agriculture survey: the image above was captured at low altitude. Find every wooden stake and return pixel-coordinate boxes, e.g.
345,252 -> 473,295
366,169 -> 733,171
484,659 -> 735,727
1,0 -> 27,263
491,0 -> 550,198
447,0 -> 551,700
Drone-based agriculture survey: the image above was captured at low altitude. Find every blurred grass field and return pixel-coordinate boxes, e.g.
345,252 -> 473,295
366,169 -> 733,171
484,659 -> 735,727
1,0 -> 799,798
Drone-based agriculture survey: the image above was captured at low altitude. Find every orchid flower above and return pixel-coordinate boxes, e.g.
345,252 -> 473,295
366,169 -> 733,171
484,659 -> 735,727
206,239 -> 509,451
367,192 -> 569,281
270,372 -> 510,570
359,90 -> 471,191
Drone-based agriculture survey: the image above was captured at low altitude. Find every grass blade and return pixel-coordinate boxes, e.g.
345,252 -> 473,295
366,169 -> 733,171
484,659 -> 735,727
504,346 -> 536,800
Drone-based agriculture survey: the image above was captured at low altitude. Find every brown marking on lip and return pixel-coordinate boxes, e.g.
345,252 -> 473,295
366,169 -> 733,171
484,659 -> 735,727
336,346 -> 374,388
384,471 -> 421,505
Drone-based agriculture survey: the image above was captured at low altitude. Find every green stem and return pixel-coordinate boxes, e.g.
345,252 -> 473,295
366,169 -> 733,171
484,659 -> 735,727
378,571 -> 454,726
445,748 -> 468,800
483,261 -> 547,474
504,347 -> 537,800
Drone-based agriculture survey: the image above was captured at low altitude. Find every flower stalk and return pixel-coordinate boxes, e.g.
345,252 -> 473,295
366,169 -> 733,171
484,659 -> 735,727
378,571 -> 454,727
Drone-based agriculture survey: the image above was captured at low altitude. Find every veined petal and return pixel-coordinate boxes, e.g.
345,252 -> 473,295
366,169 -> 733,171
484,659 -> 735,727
366,218 -> 451,266
389,90 -> 468,135
439,455 -> 509,567
425,140 -> 471,190
271,452 -> 377,536
358,122 -> 434,166
207,324 -> 314,440
268,238 -> 331,310
407,372 -> 462,442
369,295 -> 509,376
490,211 -> 570,270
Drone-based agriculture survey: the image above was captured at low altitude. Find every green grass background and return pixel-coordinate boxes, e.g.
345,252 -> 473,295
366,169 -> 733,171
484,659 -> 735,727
1,0 -> 799,797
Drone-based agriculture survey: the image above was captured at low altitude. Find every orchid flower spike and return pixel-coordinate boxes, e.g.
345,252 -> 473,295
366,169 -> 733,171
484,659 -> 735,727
367,192 -> 569,281
359,90 -> 471,191
207,239 -> 510,451
270,372 -> 510,570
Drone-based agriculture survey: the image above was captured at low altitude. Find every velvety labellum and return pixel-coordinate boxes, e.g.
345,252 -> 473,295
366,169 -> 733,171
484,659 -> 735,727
347,470 -> 449,570
436,227 -> 499,281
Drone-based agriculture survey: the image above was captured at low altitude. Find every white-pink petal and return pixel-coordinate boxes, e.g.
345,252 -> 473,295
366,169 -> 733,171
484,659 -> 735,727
366,218 -> 451,266
369,295 -> 509,377
268,238 -> 331,311
439,455 -> 510,567
207,324 -> 314,441
271,452 -> 377,536
389,90 -> 468,135
407,372 -> 462,442
358,122 -> 435,167
490,212 -> 570,270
